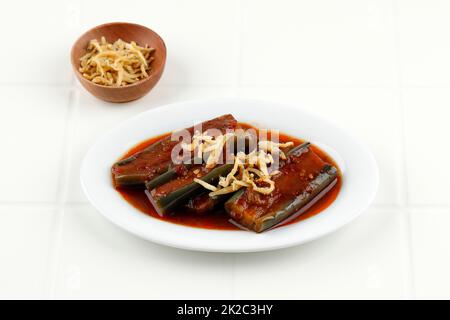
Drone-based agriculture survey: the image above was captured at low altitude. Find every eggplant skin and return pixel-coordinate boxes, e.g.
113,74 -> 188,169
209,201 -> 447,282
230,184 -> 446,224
112,114 -> 237,187
226,165 -> 337,233
224,143 -> 338,233
144,132 -> 251,191
147,163 -> 234,216
145,164 -> 193,190
257,165 -> 338,232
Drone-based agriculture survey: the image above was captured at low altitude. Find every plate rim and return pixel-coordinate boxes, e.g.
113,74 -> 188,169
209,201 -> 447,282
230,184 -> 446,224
80,97 -> 379,252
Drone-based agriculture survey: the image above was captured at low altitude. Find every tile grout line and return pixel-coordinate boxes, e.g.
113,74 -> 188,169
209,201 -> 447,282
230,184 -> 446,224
0,83 -> 73,87
392,0 -> 415,299
45,82 -> 79,299
2,83 -> 450,89
45,3 -> 83,298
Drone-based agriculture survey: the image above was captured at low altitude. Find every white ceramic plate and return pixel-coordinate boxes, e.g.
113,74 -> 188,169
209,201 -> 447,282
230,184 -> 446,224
81,98 -> 378,252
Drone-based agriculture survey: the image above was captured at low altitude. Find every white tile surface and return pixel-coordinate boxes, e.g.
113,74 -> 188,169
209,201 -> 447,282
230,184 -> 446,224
397,0 -> 450,86
0,0 -> 448,299
53,205 -> 233,299
240,0 -> 397,86
410,208 -> 450,299
80,0 -> 238,86
403,88 -> 450,205
233,209 -> 407,299
0,1 -> 81,84
0,86 -> 69,202
0,205 -> 55,299
239,87 -> 403,205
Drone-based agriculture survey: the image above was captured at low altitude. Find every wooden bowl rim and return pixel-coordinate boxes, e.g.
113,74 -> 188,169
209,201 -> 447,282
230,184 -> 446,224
70,21 -> 167,90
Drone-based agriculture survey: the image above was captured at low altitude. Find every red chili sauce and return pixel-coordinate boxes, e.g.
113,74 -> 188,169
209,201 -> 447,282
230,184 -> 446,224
114,123 -> 342,230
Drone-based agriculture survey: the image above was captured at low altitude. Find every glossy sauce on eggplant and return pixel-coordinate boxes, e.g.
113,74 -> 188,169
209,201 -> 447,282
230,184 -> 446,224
111,114 -> 237,187
114,123 -> 342,230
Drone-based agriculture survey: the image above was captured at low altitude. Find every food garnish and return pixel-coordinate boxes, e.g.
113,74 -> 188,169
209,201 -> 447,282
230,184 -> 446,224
224,142 -> 338,233
186,131 -> 294,197
79,37 -> 155,87
112,115 -> 341,232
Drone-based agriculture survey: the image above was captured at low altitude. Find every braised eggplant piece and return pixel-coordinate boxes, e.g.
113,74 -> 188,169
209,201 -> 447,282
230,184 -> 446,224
145,130 -> 255,191
225,144 -> 338,233
147,163 -> 234,216
145,163 -> 193,190
146,132 -> 258,214
184,142 -> 310,215
112,114 -> 237,187
113,114 -> 342,232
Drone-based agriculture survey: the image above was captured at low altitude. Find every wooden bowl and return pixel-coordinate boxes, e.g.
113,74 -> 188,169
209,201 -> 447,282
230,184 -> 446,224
71,22 -> 166,103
